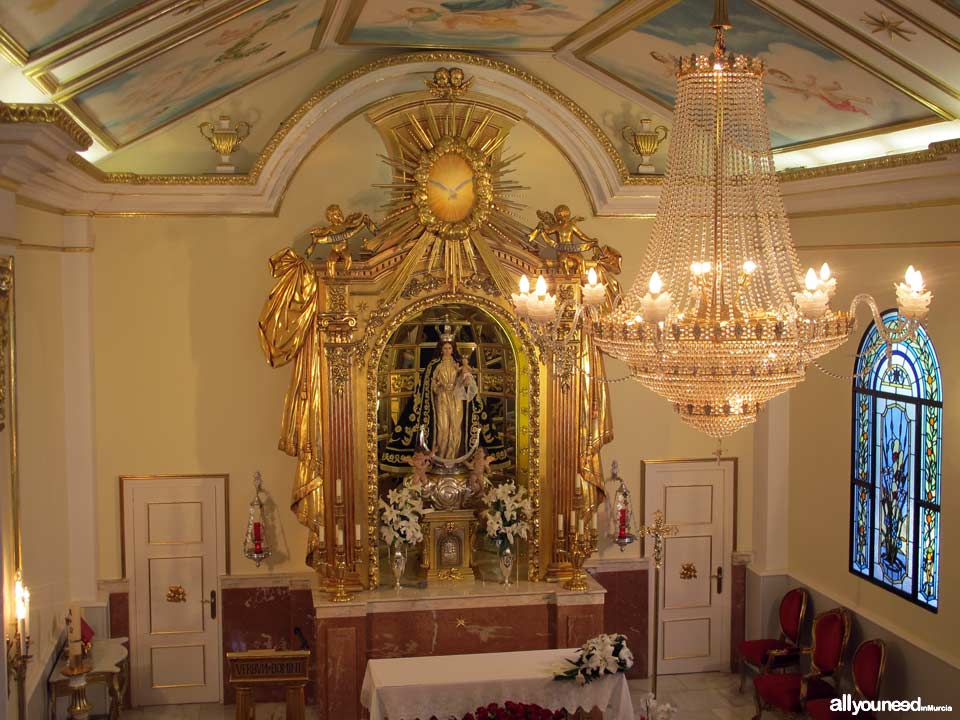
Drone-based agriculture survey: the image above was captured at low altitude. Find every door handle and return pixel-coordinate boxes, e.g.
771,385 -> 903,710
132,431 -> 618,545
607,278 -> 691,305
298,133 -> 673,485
200,590 -> 217,619
711,566 -> 723,594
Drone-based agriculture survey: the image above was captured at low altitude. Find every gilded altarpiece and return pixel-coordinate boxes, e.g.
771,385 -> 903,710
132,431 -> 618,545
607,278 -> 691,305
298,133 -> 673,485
259,68 -> 618,589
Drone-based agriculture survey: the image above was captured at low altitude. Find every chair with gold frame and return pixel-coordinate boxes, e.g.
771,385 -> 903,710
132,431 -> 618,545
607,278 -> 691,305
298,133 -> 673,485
804,638 -> 887,720
752,607 -> 852,719
737,587 -> 809,691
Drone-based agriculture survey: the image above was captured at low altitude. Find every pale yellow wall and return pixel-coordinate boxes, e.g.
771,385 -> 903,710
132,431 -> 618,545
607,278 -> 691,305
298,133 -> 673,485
12,207 -> 72,696
91,111 -> 755,578
789,205 -> 960,664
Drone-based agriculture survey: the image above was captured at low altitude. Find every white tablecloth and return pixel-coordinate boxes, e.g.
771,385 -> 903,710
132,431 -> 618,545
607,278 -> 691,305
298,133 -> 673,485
360,648 -> 635,720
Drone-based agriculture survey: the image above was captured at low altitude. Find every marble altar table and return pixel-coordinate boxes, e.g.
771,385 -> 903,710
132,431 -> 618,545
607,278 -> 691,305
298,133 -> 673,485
314,578 -> 606,720
360,647 -> 635,720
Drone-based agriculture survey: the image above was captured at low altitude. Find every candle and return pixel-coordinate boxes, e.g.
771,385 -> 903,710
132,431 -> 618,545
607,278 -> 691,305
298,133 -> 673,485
318,525 -> 326,545
896,265 -> 932,321
592,513 -> 598,531
336,527 -> 344,547
793,268 -> 830,319
335,478 -> 343,501
641,272 -> 673,323
355,523 -> 362,542
578,518 -> 584,535
253,521 -> 262,542
581,267 -> 606,307
569,511 -> 576,532
22,586 -> 29,643
557,514 -> 564,535
618,508 -> 628,539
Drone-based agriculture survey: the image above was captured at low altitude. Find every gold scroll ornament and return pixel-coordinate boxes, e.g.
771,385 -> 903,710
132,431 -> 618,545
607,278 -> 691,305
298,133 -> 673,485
165,585 -> 187,603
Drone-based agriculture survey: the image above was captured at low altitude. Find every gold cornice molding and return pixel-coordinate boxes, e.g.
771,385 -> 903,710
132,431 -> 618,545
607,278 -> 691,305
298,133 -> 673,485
778,140 -> 960,182
0,101 -> 92,150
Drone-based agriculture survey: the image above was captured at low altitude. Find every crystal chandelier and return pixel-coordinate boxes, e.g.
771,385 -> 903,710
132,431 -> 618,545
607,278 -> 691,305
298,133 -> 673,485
594,1 -> 932,439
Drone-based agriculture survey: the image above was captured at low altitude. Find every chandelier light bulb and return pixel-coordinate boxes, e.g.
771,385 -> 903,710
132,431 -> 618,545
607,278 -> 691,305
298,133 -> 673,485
690,261 -> 702,275
906,265 -> 924,292
742,260 -> 757,275
804,268 -> 819,291
587,267 -> 598,286
819,263 -> 831,282
519,274 -> 530,294
649,271 -> 663,295
535,274 -> 547,297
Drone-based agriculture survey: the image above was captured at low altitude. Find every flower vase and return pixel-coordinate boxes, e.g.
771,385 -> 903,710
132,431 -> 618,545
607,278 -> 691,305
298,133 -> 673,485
391,545 -> 406,589
498,546 -> 514,586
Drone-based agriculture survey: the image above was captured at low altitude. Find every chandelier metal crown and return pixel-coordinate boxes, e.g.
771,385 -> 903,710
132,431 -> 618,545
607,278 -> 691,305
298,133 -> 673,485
593,0 -> 931,438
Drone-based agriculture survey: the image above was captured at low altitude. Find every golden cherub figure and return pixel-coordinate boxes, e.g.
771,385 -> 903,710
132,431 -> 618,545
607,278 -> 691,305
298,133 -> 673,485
305,204 -> 379,276
465,447 -> 494,497
527,204 -> 600,274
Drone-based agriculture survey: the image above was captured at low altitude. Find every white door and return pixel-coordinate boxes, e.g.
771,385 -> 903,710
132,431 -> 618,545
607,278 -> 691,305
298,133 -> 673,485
123,475 -> 226,705
643,459 -> 734,674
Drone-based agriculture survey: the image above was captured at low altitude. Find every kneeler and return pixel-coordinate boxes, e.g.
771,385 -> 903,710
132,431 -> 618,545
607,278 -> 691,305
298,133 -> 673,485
804,639 -> 886,720
738,587 -> 809,692
753,607 -> 851,720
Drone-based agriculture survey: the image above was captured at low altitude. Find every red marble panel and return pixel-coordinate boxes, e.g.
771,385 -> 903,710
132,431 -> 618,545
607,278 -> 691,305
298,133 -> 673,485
731,562 -> 747,672
553,605 -> 603,649
589,568 -> 648,678
108,593 -> 132,706
369,604 -> 551,659
221,586 -> 317,704
316,616 -> 367,720
327,627 -> 360,720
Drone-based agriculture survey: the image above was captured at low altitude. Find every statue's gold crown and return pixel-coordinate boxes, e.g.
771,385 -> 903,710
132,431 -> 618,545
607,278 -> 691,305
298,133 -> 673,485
439,324 -> 456,343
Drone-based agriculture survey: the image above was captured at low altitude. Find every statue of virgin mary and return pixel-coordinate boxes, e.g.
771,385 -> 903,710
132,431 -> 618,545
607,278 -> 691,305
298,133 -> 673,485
380,325 -> 508,473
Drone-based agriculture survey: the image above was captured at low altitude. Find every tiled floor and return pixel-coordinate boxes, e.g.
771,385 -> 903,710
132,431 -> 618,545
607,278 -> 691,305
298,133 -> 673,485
120,672 -> 755,719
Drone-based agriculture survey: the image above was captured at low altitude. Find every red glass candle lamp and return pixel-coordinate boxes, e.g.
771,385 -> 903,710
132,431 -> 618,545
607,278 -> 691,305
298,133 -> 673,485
243,471 -> 272,567
610,462 -> 637,551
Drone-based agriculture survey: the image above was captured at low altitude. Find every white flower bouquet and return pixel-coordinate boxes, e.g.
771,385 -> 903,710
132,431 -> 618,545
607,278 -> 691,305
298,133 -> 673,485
554,633 -> 634,685
480,480 -> 532,551
379,483 -> 424,547
636,692 -> 677,720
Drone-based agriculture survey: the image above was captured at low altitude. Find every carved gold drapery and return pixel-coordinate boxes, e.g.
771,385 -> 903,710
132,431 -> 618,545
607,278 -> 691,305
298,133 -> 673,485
257,249 -> 324,556
580,332 -> 613,502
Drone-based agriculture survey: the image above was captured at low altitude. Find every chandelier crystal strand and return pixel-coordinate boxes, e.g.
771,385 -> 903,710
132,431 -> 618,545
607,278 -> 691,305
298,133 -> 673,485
595,16 -> 856,438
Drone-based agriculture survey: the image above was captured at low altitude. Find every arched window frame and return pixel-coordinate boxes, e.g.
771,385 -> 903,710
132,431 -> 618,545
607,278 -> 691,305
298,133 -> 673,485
850,309 -> 942,612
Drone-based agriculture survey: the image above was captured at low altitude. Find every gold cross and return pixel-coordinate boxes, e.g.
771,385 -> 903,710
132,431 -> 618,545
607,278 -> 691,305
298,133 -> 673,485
639,510 -> 679,570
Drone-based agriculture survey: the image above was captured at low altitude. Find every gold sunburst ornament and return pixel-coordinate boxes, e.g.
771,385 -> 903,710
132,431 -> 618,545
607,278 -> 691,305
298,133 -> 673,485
374,68 -> 528,294
861,11 -> 916,41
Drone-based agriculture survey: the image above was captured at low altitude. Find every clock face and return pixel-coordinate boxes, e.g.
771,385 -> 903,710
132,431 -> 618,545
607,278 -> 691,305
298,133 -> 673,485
426,152 -> 476,223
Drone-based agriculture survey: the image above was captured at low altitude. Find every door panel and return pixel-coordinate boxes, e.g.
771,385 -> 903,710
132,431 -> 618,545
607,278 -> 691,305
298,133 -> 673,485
123,476 -> 225,705
643,460 -> 735,675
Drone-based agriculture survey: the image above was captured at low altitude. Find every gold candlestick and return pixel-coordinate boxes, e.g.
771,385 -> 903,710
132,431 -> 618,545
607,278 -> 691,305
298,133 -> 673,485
5,630 -> 31,720
557,482 -> 598,592
315,489 -> 363,603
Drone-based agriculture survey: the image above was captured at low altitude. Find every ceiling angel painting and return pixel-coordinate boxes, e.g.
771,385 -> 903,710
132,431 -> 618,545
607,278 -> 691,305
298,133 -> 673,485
70,0 -> 328,145
580,0 -> 935,148
0,0 -> 149,55
340,0 -> 623,51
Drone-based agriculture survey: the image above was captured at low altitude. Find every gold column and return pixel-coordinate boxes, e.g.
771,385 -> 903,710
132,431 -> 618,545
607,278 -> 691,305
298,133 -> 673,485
320,281 -> 364,589
544,276 -> 583,582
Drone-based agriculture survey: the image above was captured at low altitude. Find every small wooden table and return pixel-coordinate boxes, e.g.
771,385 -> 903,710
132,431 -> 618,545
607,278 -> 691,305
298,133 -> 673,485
48,637 -> 129,720
225,649 -> 310,720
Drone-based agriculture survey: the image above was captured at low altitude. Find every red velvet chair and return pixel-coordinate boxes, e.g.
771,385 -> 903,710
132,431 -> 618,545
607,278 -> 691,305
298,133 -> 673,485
752,607 -> 851,720
738,587 -> 809,691
805,639 -> 886,720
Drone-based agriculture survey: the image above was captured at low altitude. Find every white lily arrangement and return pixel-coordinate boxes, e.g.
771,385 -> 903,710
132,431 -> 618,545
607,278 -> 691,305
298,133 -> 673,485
379,482 -> 424,547
554,633 -> 634,685
636,692 -> 677,720
480,480 -> 532,552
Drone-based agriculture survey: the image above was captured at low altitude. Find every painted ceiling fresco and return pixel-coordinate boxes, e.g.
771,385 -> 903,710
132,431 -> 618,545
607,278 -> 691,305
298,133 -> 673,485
0,0 -> 150,55
580,0 -> 935,149
340,0 -> 624,50
70,0 -> 326,146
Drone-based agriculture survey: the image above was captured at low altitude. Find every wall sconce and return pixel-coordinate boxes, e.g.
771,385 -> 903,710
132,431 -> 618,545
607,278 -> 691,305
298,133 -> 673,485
5,574 -> 31,718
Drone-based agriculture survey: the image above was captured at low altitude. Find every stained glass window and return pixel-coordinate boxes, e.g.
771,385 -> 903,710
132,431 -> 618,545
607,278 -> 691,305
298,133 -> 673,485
851,310 -> 942,611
